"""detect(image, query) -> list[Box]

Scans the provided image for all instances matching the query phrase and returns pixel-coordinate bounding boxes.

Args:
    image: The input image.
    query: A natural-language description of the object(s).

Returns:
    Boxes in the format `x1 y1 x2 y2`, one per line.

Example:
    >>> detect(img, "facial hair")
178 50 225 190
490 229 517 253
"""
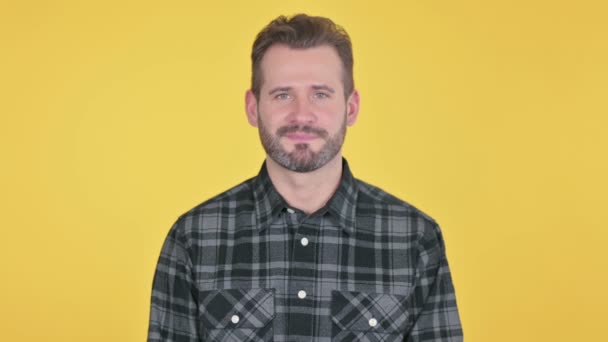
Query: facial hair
257 111 347 173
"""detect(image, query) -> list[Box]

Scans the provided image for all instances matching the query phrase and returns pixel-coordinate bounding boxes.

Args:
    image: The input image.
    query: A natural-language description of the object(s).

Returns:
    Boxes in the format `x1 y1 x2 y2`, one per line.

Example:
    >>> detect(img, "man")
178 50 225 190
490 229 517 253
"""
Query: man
148 14 463 342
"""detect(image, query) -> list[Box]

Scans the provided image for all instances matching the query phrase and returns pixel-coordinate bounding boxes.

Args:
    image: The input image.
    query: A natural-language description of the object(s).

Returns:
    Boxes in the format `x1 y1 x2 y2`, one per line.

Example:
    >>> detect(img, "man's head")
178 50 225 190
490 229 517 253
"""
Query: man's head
245 14 359 173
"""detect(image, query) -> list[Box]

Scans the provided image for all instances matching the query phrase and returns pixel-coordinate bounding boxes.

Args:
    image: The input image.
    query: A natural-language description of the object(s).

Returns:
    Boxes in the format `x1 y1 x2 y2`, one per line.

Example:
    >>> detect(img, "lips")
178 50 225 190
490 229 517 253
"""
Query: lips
277 125 328 141
285 132 319 141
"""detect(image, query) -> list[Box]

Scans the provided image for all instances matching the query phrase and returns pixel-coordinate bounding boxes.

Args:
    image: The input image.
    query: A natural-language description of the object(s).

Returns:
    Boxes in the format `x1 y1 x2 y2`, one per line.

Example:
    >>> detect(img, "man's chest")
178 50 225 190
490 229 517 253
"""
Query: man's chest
191 214 418 341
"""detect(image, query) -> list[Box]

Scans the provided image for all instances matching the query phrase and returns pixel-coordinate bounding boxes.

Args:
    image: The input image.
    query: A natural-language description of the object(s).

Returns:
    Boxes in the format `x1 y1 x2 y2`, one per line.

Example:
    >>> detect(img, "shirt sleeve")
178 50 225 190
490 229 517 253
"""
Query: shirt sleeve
406 221 463 342
148 222 201 342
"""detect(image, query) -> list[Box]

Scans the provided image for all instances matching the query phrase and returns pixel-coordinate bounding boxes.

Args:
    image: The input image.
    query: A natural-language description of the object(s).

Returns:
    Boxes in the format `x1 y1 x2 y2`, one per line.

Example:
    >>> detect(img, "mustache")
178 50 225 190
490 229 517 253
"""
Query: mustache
276 125 329 139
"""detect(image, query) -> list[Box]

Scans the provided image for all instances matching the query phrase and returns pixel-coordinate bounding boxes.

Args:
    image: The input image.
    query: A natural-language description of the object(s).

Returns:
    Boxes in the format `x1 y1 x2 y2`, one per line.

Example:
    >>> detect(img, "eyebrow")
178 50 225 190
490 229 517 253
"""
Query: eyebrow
268 87 292 95
267 85 336 96
312 85 335 93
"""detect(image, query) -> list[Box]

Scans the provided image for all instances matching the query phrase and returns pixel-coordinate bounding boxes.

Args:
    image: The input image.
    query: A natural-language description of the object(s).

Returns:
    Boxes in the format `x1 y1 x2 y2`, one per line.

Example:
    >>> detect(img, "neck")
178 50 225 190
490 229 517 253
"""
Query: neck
265 154 343 215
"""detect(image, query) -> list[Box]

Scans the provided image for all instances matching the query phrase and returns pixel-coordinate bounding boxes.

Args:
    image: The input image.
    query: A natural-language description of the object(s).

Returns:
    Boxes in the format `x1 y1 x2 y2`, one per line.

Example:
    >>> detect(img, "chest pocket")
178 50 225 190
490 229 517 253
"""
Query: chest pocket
200 288 275 342
331 290 410 342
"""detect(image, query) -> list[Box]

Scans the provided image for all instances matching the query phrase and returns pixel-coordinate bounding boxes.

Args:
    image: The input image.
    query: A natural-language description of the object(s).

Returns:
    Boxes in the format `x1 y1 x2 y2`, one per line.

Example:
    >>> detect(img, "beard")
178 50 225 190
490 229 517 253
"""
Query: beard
257 112 347 173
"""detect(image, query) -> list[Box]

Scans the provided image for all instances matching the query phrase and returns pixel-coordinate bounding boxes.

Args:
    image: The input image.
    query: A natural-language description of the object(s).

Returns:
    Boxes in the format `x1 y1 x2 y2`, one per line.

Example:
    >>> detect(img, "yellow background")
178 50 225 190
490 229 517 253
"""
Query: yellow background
1 0 607 341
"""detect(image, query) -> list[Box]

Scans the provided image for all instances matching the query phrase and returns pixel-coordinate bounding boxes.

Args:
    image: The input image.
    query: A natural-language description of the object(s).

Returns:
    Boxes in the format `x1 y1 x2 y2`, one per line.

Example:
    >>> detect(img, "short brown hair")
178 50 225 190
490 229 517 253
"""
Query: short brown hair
251 14 354 99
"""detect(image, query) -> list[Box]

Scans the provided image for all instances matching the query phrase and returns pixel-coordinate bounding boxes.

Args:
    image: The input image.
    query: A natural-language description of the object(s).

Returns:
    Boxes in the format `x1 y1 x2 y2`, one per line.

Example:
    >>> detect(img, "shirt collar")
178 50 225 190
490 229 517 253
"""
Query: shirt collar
251 162 287 232
324 158 358 235
252 158 359 235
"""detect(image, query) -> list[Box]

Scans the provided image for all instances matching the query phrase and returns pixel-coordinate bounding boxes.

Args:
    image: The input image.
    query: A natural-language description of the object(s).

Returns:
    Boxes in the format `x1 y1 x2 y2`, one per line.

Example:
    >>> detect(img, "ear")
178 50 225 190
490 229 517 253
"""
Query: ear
346 90 360 126
245 90 259 127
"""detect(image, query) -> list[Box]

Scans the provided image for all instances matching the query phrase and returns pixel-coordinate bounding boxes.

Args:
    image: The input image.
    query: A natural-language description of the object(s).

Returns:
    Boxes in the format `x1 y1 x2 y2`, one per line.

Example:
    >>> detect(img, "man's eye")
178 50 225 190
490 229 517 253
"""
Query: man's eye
275 93 290 100
314 92 330 99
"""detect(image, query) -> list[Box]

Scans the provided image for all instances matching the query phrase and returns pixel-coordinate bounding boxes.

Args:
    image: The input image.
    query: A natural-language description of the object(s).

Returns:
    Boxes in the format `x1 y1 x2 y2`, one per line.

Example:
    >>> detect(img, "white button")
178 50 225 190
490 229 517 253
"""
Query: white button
300 237 309 246
368 318 377 327
231 315 240 324
287 208 295 214
298 290 307 299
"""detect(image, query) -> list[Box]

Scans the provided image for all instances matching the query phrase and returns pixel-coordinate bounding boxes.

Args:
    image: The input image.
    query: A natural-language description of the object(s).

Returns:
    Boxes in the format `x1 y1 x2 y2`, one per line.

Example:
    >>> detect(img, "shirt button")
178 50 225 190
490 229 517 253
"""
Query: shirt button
287 208 295 214
369 318 377 327
297 290 307 299
300 237 309 246
231 315 240 324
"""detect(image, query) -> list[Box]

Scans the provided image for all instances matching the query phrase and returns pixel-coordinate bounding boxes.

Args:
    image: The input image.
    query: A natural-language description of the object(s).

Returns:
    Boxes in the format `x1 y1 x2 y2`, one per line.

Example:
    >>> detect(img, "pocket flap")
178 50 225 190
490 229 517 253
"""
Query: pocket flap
200 288 275 329
331 290 408 333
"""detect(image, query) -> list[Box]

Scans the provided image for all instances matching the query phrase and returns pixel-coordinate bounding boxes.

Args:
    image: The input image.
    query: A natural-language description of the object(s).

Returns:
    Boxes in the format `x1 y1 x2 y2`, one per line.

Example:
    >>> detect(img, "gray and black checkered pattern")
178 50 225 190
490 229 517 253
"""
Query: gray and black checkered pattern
148 159 463 341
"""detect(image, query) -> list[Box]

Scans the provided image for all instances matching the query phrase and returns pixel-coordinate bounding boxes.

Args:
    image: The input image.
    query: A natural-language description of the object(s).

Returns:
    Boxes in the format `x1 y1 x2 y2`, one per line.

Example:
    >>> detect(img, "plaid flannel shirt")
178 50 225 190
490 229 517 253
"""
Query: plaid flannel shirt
148 159 463 341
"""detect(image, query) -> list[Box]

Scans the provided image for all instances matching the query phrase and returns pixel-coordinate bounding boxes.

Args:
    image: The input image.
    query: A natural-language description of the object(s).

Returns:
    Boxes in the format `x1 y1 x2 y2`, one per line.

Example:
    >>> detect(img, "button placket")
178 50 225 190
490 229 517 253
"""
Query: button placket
286 216 319 337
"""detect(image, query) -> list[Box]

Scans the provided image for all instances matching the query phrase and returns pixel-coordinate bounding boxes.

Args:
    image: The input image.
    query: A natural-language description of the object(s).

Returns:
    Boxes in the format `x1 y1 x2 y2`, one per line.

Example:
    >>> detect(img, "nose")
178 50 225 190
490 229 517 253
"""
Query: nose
287 96 316 124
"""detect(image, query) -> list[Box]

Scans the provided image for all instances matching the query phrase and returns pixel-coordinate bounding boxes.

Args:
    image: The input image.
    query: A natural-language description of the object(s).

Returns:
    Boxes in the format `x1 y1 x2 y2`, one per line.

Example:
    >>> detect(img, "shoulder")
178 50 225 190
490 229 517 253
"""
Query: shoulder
169 177 256 239
355 179 442 238
355 179 436 223
355 178 447 257
182 178 255 218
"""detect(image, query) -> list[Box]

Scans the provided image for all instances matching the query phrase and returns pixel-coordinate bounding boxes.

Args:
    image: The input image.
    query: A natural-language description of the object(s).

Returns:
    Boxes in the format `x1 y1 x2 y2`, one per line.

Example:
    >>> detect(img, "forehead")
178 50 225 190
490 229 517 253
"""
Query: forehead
259 44 343 89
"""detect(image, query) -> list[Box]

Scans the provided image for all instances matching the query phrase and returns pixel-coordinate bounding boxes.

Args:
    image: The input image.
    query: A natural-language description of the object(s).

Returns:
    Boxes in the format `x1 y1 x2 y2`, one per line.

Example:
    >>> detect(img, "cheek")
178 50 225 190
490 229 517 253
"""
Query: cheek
323 100 347 115
259 101 289 118
318 105 347 124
